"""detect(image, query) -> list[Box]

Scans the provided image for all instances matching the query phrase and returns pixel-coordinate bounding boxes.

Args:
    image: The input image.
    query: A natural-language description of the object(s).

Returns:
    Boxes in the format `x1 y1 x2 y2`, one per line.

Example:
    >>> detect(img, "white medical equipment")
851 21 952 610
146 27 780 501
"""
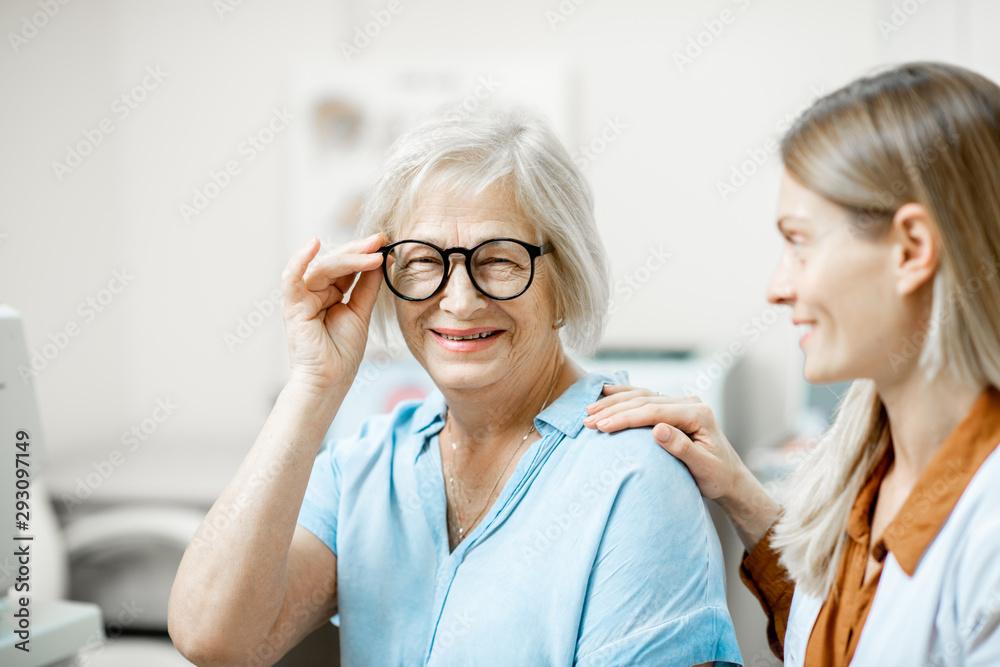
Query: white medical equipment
0 304 103 667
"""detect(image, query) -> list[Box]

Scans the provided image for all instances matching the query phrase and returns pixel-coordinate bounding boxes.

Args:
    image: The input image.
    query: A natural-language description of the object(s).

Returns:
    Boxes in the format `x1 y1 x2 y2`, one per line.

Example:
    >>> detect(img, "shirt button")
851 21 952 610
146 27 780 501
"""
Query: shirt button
872 541 887 562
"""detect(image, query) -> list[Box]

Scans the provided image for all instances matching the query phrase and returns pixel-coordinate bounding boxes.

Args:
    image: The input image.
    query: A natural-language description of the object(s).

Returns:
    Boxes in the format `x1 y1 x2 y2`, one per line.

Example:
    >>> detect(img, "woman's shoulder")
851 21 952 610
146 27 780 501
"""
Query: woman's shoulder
947 442 1000 527
916 444 1000 656
951 443 1000 546
909 443 1000 599
549 370 702 496
559 421 703 509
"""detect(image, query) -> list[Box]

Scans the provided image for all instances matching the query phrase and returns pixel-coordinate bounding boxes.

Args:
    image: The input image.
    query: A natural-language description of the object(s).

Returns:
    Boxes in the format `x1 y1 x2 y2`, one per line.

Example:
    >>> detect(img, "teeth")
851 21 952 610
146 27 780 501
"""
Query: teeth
440 331 495 341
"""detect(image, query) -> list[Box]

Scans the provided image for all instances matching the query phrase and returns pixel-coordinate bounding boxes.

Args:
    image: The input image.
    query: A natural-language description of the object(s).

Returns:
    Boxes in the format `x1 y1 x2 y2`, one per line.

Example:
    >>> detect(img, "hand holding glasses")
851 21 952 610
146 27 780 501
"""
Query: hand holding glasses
378 238 554 301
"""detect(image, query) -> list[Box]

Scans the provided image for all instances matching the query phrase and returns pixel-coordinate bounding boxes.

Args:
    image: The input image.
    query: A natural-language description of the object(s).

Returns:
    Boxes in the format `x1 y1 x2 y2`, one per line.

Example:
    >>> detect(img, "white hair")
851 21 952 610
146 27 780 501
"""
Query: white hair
357 103 611 354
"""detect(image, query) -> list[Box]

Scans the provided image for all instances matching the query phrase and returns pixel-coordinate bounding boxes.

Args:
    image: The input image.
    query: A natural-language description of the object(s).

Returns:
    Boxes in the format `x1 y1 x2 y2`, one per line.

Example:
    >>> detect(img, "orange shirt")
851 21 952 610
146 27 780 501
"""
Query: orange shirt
740 385 1000 665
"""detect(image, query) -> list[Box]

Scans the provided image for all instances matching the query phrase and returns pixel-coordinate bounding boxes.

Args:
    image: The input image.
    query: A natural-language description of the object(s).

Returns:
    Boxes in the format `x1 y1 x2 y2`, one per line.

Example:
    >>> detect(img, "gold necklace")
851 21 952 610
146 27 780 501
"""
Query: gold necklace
444 357 564 543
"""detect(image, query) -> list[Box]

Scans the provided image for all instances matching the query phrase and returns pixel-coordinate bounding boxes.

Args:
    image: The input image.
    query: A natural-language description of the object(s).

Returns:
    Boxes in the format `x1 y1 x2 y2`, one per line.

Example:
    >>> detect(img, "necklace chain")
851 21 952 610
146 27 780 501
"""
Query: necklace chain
444 357 565 544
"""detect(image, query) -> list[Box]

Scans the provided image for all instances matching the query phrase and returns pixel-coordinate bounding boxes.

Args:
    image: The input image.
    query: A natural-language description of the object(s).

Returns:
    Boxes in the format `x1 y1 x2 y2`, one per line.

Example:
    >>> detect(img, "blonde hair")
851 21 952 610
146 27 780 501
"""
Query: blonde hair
770 62 1000 596
357 103 611 353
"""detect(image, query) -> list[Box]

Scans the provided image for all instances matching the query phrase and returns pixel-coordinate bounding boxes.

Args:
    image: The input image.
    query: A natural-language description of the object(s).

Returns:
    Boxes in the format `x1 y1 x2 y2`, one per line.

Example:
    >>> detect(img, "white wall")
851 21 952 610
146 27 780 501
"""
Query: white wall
7 0 994 471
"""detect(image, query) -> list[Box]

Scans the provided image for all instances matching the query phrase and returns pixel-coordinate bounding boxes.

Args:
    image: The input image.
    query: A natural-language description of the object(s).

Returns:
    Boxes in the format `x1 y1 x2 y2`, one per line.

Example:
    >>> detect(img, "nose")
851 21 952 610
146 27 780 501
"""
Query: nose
766 254 796 306
438 256 488 318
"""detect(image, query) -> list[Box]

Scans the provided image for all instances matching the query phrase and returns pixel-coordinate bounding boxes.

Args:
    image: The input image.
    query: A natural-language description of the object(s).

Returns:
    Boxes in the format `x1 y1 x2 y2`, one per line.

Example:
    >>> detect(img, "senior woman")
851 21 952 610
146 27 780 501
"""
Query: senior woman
168 107 742 666
585 62 1000 665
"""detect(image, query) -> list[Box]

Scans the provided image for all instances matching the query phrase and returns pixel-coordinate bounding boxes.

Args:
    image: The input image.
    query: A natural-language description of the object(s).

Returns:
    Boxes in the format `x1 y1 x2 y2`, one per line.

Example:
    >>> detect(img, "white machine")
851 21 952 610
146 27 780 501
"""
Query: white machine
0 304 103 667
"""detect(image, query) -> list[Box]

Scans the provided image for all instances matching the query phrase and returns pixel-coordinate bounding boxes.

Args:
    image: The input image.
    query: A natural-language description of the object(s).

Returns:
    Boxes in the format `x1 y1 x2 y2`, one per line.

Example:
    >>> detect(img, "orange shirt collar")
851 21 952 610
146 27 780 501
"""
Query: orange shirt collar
846 448 892 544
865 386 1000 576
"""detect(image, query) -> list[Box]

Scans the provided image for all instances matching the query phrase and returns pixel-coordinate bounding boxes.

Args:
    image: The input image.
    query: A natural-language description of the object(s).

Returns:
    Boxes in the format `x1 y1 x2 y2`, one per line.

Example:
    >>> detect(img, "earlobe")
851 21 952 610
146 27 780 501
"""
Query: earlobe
552 295 566 329
892 202 939 296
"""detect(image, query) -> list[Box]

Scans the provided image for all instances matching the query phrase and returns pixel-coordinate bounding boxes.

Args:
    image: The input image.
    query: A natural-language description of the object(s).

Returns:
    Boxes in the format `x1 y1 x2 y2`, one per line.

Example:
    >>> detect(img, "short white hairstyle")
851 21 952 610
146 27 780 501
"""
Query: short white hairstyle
358 104 611 353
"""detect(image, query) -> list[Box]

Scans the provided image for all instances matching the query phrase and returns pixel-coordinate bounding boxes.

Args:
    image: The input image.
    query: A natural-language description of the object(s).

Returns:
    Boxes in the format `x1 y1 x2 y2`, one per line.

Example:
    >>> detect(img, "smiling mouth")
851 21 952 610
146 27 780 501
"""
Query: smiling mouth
434 330 501 341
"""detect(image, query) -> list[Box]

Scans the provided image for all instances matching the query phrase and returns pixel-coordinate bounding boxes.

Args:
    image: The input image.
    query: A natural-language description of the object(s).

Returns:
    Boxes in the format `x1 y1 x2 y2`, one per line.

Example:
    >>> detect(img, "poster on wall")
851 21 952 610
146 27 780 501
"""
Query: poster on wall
287 59 579 254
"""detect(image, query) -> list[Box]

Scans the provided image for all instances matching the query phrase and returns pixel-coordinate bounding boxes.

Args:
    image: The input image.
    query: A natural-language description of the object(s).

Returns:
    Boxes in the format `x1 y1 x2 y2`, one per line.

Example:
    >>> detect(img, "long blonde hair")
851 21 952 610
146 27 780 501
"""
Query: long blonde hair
770 62 1000 596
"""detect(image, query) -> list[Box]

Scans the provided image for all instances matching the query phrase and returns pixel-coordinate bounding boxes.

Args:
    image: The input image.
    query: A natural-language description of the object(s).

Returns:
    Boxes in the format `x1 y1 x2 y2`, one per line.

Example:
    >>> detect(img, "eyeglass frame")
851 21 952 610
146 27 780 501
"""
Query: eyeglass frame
377 237 555 302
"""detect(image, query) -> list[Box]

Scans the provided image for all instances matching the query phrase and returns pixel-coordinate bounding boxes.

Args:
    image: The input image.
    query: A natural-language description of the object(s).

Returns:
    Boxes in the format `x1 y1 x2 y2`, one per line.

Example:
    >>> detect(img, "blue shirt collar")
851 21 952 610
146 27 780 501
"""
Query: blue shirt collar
410 370 628 454
412 391 447 436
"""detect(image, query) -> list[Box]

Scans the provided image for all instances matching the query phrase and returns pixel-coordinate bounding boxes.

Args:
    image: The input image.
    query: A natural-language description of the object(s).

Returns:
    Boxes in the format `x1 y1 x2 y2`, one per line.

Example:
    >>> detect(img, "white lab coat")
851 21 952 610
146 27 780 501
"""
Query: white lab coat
784 444 1000 666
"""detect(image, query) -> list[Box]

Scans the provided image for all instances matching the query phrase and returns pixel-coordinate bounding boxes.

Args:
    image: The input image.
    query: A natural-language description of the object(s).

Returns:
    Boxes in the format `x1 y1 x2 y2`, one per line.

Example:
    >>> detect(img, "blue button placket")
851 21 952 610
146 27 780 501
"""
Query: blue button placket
413 419 556 665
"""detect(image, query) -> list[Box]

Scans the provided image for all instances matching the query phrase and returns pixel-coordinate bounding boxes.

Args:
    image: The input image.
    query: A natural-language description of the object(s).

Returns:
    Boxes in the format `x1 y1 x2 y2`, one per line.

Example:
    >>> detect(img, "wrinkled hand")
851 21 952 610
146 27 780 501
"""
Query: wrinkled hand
583 384 746 501
280 234 386 393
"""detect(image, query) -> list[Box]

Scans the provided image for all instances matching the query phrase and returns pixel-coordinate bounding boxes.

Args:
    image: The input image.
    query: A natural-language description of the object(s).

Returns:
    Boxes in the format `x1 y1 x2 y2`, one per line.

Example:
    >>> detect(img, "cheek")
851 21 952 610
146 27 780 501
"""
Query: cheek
524 271 558 318
515 299 552 335
518 299 560 345
808 254 895 340
510 307 541 336
798 246 856 308
393 303 423 340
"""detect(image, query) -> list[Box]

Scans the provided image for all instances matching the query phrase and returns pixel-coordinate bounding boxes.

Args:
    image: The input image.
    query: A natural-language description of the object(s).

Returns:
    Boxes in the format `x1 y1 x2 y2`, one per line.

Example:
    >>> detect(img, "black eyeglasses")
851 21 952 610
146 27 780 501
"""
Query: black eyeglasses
378 238 554 301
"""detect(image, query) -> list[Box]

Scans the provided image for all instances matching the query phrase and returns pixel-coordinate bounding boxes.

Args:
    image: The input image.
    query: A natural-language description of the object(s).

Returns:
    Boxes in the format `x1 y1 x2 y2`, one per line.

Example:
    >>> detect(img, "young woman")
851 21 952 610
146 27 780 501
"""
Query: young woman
584 62 1000 666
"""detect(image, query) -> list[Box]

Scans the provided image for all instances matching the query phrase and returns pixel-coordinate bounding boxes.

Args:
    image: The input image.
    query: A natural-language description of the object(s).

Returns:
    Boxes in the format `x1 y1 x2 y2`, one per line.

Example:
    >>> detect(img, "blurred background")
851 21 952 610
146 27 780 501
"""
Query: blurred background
1 0 998 664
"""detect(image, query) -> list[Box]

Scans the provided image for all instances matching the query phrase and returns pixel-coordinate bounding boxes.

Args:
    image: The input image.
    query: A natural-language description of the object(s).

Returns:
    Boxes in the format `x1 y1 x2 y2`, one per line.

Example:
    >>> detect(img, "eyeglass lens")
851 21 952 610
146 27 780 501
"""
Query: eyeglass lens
384 240 535 300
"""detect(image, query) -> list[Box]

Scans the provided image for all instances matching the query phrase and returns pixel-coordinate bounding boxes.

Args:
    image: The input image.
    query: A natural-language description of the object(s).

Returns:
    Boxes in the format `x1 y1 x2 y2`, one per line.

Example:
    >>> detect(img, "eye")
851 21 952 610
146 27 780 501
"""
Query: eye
402 257 442 273
785 233 806 249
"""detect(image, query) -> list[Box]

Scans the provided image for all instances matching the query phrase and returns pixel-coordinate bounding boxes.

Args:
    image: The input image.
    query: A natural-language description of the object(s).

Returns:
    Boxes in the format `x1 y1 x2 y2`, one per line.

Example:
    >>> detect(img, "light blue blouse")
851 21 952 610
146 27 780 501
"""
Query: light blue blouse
297 371 743 666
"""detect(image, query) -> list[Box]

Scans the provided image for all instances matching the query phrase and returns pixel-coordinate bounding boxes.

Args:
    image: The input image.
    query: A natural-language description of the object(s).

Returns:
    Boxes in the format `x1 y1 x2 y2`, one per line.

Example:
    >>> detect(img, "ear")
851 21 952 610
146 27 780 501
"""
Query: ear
890 202 939 296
